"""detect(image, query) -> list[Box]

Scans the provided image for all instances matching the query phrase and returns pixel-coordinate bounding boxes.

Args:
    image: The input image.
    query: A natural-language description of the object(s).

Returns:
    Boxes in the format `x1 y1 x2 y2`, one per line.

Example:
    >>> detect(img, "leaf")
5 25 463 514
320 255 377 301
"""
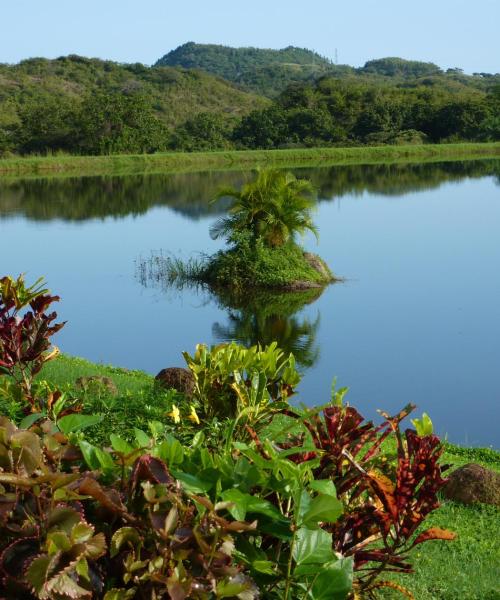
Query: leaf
171 470 213 493
309 480 336 496
305 557 353 600
19 412 44 429
57 414 103 434
79 440 102 470
26 555 51 595
134 428 151 448
220 489 287 522
110 434 134 455
110 527 141 557
156 435 184 466
293 527 334 566
251 560 276 575
411 527 456 547
301 494 343 527
104 590 137 600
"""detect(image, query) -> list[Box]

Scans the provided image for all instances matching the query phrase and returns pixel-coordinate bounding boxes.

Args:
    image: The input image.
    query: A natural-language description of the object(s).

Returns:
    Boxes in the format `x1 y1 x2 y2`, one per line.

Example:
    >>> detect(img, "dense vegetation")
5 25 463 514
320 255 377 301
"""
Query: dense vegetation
156 43 500 98
1 47 499 157
155 42 335 97
0 55 267 155
145 169 334 292
5 274 495 599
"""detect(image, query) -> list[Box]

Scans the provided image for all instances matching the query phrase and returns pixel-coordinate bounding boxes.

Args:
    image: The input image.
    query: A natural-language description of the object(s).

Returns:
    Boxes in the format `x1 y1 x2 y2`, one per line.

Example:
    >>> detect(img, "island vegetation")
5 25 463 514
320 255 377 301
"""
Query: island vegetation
144 168 334 293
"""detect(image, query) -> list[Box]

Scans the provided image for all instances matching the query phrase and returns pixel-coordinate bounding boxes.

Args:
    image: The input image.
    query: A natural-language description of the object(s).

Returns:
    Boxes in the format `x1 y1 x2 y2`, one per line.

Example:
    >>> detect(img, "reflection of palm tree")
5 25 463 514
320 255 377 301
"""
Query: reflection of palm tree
211 287 323 369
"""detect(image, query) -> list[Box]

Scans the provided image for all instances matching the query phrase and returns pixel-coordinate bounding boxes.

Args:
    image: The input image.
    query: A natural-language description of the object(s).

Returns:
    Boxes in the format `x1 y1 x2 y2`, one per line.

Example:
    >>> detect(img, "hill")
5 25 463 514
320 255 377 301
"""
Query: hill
155 43 500 97
0 55 268 146
155 42 339 96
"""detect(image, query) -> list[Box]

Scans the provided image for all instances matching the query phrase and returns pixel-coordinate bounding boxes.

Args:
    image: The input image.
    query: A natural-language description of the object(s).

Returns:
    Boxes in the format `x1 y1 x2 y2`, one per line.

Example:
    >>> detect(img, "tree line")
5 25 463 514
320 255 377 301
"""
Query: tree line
0 60 499 157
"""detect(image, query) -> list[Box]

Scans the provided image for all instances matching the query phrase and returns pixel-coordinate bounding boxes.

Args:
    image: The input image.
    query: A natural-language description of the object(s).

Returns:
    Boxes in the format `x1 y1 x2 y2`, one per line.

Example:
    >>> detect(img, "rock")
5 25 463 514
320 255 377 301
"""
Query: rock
303 252 333 281
443 463 500 506
75 376 118 396
155 367 195 397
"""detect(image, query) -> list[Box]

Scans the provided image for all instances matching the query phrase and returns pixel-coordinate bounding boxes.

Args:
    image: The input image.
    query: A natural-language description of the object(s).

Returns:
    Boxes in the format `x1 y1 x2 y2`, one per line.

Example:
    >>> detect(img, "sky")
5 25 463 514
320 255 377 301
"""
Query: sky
1 0 499 73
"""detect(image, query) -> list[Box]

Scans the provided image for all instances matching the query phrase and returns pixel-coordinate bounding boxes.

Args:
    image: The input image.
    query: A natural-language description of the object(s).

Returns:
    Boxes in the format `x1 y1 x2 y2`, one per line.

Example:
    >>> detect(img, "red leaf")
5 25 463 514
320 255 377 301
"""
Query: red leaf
412 527 456 547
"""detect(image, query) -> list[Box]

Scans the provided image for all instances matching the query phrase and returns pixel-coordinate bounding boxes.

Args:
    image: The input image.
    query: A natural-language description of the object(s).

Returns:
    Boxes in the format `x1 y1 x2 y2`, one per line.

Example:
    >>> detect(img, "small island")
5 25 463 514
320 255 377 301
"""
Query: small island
157 168 335 292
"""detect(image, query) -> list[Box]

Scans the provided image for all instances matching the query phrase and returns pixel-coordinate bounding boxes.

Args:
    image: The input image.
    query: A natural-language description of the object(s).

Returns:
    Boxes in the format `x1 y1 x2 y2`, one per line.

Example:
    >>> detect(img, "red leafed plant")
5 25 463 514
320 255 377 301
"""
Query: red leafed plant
0 275 65 409
297 402 455 597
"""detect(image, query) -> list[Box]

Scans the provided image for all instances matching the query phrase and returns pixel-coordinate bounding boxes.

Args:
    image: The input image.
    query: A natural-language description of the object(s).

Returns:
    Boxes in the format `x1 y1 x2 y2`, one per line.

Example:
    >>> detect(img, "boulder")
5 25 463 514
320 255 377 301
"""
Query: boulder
155 367 195 398
443 463 500 506
75 375 118 396
303 252 333 281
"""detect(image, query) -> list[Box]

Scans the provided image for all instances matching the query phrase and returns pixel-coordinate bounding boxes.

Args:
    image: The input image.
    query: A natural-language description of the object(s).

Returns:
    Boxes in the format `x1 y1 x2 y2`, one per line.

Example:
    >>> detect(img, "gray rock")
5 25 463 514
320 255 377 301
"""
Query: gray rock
443 463 500 506
155 367 195 398
75 376 118 396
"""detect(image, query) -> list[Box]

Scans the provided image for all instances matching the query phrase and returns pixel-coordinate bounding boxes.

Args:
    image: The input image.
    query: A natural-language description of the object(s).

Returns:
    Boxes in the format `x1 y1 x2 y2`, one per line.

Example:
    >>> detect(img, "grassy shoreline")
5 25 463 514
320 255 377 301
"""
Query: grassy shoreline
1 142 500 178
4 352 498 598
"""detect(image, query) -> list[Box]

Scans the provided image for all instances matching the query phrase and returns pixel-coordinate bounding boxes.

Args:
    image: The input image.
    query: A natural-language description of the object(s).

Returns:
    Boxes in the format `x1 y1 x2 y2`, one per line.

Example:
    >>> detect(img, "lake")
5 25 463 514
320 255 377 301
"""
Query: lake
1 159 499 447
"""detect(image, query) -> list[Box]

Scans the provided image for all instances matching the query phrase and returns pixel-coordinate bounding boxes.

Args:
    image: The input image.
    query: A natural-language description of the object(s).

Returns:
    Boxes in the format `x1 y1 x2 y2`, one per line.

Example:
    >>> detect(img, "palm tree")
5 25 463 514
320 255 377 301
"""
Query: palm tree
209 168 318 247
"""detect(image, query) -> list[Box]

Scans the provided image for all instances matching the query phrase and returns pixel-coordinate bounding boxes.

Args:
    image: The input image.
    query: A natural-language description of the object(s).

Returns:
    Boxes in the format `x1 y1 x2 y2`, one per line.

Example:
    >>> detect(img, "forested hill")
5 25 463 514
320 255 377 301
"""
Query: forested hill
155 43 500 97
0 55 268 154
0 50 498 156
155 42 336 96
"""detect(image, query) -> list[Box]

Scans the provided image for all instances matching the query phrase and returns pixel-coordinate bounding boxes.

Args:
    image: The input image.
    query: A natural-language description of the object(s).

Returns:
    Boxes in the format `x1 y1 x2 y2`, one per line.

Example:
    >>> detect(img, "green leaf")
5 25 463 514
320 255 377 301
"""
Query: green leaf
110 527 141 558
19 412 44 429
252 560 276 575
156 435 184 466
301 494 343 527
220 489 286 522
293 527 334 566
110 434 134 455
79 440 101 470
305 557 353 600
58 413 103 434
26 555 51 595
171 470 213 493
309 480 336 497
134 428 150 448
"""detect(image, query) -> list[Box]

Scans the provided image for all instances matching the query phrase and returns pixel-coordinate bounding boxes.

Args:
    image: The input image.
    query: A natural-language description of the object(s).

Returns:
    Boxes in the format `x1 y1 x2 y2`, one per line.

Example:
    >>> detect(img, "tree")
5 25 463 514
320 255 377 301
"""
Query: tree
78 91 167 155
232 106 289 149
210 168 318 248
16 95 76 154
169 113 231 151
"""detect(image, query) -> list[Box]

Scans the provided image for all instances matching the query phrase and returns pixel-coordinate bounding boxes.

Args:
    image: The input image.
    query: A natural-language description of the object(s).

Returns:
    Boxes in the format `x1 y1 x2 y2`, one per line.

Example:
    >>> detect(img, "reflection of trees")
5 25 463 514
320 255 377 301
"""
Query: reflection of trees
298 159 500 200
211 287 323 369
0 171 242 222
1 159 498 222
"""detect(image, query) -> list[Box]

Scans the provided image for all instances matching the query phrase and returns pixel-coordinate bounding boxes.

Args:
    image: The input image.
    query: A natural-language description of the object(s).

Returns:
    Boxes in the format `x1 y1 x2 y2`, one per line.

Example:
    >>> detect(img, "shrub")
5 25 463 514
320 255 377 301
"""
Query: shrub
0 275 64 409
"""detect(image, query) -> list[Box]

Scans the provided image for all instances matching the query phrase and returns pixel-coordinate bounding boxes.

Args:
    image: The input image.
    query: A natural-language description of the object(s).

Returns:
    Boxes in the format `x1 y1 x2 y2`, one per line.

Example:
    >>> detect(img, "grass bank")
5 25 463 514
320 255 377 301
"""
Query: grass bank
1 352 498 598
31 354 500 599
1 142 500 178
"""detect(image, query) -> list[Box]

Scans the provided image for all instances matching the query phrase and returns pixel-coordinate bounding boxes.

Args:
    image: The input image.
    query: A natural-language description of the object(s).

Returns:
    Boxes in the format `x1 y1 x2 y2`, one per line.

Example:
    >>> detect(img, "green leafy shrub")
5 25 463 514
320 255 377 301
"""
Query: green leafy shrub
183 341 300 422
203 233 332 290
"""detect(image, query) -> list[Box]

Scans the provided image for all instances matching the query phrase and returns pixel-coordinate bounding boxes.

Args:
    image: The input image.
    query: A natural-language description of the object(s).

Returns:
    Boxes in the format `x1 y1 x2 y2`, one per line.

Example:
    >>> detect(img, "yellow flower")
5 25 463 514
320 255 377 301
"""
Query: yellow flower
167 404 181 424
188 405 200 425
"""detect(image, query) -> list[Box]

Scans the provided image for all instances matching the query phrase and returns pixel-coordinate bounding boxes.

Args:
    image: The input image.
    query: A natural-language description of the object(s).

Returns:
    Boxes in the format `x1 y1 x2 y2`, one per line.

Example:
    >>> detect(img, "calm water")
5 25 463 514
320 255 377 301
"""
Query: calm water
1 160 499 447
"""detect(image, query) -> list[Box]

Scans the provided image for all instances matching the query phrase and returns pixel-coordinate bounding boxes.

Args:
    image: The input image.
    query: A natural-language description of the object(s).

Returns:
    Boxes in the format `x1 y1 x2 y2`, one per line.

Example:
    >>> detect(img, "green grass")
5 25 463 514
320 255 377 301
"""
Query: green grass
1 142 500 178
4 353 500 599
39 353 153 395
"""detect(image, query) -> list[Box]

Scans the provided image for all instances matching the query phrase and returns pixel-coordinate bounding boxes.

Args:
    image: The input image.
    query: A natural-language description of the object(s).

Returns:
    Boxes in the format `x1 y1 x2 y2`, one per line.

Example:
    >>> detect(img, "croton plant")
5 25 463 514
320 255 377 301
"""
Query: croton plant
0 275 455 599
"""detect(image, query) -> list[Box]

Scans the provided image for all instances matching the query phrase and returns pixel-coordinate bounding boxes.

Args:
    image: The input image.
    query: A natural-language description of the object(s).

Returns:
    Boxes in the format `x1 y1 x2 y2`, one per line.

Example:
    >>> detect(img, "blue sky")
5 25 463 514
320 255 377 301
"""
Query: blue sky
1 0 499 73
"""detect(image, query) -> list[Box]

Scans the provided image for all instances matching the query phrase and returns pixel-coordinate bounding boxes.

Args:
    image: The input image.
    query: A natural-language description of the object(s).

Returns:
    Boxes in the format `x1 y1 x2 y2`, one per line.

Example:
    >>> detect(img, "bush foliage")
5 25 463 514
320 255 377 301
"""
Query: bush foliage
0 275 456 599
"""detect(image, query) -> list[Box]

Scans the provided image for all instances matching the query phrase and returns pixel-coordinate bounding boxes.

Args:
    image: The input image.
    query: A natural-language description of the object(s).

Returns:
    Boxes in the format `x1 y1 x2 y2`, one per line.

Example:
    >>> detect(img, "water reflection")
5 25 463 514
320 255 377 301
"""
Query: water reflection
211 287 323 369
1 159 498 222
